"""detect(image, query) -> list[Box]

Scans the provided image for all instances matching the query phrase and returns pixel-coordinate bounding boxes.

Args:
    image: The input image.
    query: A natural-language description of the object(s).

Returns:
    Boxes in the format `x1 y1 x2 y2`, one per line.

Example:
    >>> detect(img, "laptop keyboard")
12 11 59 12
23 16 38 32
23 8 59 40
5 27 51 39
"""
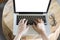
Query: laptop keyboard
16 15 47 25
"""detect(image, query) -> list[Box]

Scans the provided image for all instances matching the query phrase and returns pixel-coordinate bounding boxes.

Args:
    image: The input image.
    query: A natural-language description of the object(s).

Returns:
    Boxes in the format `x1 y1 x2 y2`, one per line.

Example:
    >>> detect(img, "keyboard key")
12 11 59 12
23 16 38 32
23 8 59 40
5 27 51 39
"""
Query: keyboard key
16 15 46 25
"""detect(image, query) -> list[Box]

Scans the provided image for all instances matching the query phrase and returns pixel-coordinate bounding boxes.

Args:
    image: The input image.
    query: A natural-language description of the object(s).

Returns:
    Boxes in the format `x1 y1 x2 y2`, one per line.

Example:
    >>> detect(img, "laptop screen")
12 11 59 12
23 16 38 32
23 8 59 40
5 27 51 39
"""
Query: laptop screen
13 0 51 14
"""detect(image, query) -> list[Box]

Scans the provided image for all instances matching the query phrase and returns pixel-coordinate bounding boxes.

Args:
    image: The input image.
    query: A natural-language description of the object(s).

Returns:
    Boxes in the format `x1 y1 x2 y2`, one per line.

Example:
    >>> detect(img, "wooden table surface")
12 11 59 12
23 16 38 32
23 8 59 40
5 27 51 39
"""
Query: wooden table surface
2 0 60 40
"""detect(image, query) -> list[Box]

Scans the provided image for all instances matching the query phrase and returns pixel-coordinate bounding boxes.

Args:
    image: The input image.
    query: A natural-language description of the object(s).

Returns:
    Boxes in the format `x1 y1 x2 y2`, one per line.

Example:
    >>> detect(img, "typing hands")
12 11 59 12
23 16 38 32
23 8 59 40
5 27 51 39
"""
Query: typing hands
18 19 29 35
32 18 46 34
14 18 48 40
14 19 29 40
32 18 48 40
18 18 46 35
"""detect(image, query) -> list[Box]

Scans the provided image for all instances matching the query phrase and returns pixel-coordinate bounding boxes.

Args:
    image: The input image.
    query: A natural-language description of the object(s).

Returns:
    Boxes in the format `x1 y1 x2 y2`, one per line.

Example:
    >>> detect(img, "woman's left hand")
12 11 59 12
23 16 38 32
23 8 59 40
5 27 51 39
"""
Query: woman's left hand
18 19 29 35
14 19 29 40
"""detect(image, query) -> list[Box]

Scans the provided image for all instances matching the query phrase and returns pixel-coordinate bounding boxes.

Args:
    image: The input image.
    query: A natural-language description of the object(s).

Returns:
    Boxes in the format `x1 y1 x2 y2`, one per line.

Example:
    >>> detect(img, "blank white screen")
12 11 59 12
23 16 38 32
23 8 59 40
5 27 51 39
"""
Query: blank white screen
15 0 50 12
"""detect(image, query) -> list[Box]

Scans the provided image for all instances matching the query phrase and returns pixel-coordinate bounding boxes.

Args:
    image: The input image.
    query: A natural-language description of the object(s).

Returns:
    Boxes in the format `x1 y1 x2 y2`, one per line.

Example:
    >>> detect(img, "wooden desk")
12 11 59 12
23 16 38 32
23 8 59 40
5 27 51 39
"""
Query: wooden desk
2 0 60 40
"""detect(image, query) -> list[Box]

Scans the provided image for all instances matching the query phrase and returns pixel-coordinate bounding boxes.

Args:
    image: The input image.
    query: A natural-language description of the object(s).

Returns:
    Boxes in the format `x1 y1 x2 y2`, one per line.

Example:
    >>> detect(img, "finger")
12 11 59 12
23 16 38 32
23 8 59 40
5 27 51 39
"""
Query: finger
40 19 44 23
25 27 29 32
22 18 26 24
25 20 28 25
18 19 22 24
37 18 41 23
32 24 37 30
34 19 38 24
38 18 44 23
35 18 42 23
26 27 29 31
24 27 29 33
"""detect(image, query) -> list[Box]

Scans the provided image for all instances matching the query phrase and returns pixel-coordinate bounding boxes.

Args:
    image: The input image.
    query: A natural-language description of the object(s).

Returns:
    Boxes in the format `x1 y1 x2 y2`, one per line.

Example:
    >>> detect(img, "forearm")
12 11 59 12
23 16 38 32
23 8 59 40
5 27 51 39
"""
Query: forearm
49 26 60 40
39 30 49 40
54 26 60 40
14 34 22 40
41 32 49 40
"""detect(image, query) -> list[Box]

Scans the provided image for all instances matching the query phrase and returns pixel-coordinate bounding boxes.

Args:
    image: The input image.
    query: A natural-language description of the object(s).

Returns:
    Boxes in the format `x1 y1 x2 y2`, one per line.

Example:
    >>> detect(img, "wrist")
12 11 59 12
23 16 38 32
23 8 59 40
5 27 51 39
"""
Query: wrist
14 33 22 40
39 31 48 40
38 29 45 34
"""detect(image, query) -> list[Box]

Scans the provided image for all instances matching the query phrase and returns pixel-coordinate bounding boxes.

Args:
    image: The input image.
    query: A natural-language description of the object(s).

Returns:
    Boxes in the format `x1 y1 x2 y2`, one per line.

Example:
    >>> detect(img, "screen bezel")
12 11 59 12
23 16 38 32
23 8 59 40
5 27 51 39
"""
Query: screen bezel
13 0 51 14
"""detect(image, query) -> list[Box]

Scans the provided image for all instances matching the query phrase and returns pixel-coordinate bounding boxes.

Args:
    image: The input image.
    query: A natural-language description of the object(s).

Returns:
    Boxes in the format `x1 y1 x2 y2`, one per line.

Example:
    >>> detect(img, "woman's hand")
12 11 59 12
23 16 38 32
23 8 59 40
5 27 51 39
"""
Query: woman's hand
32 18 49 40
14 19 29 40
18 19 29 35
32 18 46 34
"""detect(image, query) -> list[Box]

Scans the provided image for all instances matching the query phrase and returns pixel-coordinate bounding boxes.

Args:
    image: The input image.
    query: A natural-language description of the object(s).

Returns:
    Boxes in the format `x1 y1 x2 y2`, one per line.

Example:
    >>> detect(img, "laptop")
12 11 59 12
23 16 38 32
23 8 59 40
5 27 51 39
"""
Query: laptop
13 0 51 36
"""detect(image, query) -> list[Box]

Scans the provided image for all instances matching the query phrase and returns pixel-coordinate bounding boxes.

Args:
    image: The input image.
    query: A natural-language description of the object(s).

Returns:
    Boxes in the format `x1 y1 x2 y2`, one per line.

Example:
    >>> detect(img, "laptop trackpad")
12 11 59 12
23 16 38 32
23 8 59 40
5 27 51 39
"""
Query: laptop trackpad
13 25 50 36
25 25 50 36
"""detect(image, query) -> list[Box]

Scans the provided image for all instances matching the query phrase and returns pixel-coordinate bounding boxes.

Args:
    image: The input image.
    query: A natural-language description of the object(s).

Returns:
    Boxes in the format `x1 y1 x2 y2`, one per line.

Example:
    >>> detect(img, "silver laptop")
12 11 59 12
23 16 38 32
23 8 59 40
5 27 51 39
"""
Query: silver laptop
13 0 51 36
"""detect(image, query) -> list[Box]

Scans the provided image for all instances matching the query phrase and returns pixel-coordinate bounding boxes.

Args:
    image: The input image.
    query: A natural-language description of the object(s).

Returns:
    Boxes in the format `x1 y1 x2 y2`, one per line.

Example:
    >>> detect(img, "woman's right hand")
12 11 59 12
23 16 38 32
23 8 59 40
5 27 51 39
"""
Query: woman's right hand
32 18 48 40
32 18 46 34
